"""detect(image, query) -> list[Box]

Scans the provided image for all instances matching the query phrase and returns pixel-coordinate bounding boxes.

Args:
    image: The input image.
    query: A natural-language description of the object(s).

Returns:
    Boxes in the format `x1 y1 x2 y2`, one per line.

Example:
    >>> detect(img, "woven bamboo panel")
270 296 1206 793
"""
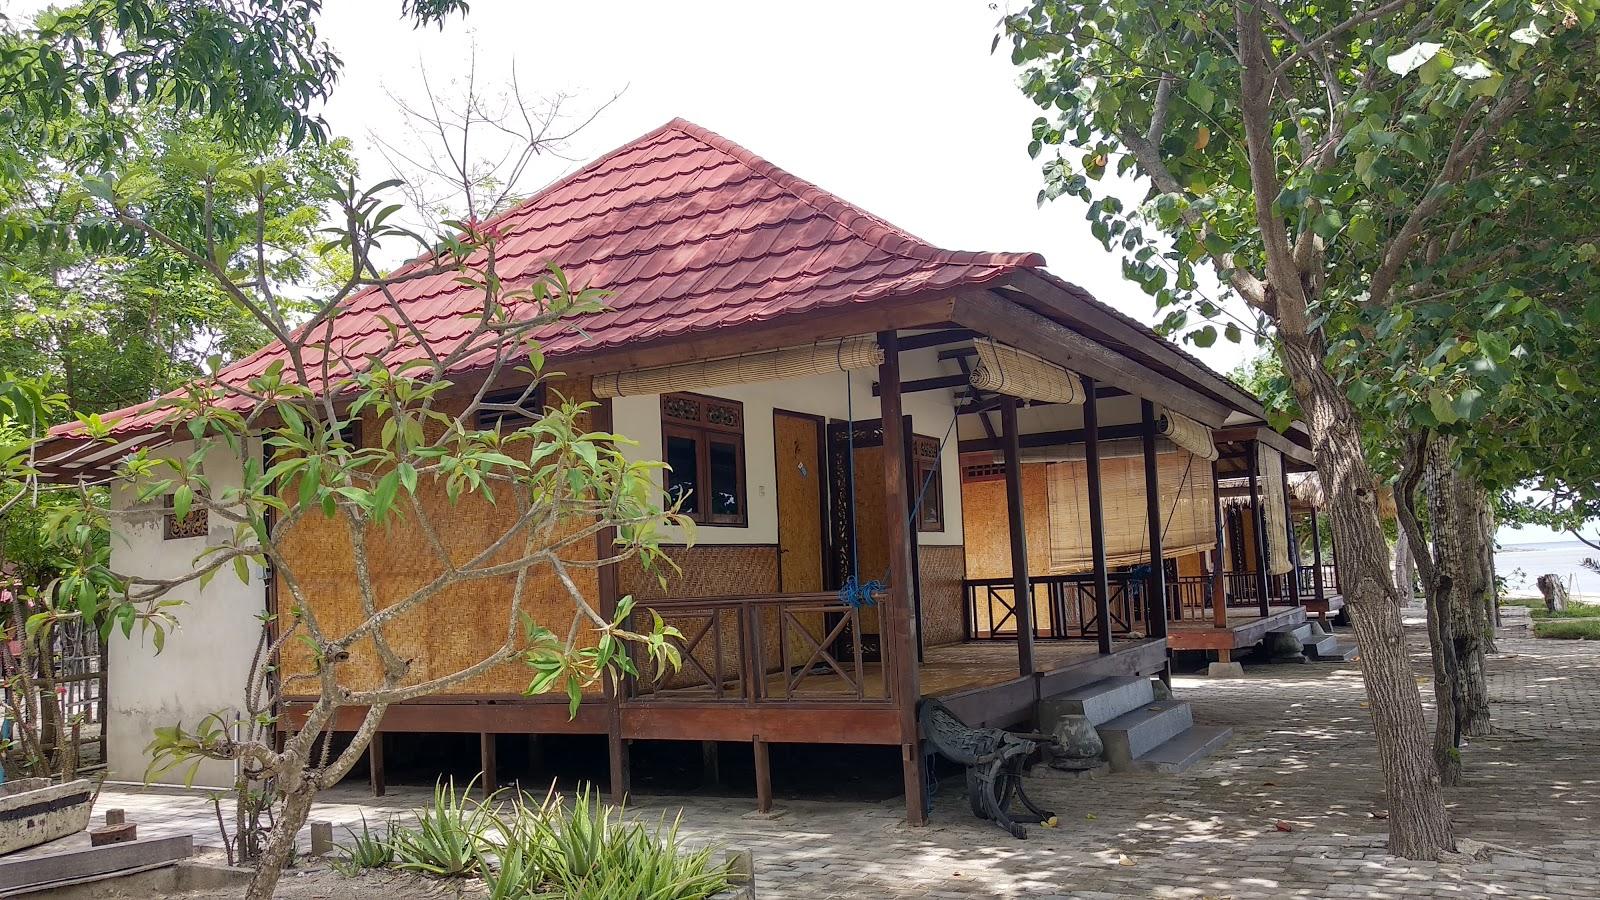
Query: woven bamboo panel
1258 444 1293 574
1046 450 1217 573
959 462 1051 579
277 376 602 698
918 544 967 646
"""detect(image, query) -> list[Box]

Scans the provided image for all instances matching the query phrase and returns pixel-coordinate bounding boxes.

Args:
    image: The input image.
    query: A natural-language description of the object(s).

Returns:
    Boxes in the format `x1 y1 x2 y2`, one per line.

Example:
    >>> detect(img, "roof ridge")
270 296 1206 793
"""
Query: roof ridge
662 118 1045 269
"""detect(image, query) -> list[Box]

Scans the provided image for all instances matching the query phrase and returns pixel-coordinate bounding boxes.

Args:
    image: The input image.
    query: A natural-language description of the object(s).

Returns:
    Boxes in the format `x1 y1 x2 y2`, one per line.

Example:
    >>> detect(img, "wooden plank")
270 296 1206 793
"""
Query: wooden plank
936 675 1035 730
0 835 193 894
958 422 1145 455
896 328 976 351
618 705 903 744
1036 640 1168 698
280 701 611 735
949 290 1231 426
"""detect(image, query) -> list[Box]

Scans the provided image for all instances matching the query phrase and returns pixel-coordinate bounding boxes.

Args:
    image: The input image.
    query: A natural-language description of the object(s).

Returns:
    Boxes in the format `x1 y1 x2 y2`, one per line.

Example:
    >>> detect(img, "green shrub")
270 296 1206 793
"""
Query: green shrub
1531 603 1600 619
332 815 395 875
1535 619 1600 640
389 778 495 877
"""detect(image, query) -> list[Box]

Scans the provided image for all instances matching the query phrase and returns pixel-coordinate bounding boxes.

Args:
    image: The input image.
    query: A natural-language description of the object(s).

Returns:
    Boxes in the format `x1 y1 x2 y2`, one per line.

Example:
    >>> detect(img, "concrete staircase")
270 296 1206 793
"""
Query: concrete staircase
1283 620 1360 662
1042 676 1232 774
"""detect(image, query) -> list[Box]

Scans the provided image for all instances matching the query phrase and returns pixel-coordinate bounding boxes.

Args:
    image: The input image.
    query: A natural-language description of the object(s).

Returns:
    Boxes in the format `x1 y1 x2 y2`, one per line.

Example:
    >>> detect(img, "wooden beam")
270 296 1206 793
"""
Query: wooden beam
949 290 1232 426
896 327 976 350
1214 425 1314 467
872 373 968 396
876 330 927 827
1141 400 1168 641
1000 396 1035 676
1083 377 1113 656
958 422 1145 455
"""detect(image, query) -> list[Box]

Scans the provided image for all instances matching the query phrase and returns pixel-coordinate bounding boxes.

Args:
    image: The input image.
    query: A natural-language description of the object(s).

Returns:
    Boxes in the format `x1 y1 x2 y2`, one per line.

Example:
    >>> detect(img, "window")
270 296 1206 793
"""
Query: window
660 392 746 526
911 434 944 532
476 385 546 432
164 494 209 540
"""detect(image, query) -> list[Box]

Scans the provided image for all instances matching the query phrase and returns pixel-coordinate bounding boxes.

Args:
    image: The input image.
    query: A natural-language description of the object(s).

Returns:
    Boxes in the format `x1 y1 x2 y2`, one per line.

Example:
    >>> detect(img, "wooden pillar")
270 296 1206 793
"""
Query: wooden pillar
1311 506 1326 603
1210 461 1228 630
1082 376 1113 655
1246 441 1271 617
593 396 631 806
1000 396 1035 676
753 736 773 814
1282 466 1302 607
527 734 543 773
1140 401 1168 640
479 733 497 799
702 740 721 787
368 732 385 798
876 330 927 826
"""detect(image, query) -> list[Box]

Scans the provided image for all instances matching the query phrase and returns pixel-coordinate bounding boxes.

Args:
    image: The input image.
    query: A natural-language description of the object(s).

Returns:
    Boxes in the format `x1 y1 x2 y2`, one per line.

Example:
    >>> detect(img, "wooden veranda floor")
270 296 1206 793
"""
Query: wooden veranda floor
1166 605 1307 651
756 639 1129 701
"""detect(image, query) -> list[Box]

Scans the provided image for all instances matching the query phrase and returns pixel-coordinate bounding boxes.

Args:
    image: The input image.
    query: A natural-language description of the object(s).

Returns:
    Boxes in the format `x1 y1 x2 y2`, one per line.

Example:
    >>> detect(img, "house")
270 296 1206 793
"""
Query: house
39 119 1342 822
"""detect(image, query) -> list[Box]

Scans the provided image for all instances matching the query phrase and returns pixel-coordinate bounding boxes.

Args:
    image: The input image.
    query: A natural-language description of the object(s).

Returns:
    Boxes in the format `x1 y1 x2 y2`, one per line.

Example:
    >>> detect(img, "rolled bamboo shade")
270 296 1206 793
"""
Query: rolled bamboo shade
1044 449 1217 573
968 338 1087 405
590 336 882 398
1258 443 1293 575
1157 409 1218 461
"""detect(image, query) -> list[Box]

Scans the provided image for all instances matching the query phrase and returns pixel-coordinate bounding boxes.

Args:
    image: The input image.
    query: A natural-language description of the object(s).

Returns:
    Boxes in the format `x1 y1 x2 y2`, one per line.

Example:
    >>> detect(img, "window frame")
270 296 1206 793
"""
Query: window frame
660 391 748 527
475 384 547 432
911 433 944 532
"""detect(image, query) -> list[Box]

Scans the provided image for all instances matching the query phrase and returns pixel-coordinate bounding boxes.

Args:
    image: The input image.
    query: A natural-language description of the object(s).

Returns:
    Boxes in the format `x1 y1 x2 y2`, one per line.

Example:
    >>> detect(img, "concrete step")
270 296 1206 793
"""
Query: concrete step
1303 633 1340 657
1287 622 1315 642
1099 700 1194 771
1312 641 1360 662
1040 676 1155 730
1131 725 1234 774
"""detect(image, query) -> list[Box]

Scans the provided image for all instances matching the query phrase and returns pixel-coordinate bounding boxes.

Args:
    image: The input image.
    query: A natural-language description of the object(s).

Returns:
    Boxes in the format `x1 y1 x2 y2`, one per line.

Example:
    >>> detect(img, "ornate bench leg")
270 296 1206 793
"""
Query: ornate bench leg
1009 769 1054 823
983 758 1027 839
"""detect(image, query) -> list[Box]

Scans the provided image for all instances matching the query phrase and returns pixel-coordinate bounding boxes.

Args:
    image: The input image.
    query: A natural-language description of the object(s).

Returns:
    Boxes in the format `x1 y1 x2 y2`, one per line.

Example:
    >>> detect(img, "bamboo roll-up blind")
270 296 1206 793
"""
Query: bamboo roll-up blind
590 335 882 398
1045 450 1217 573
969 338 1087 405
1157 409 1218 460
1258 443 1293 574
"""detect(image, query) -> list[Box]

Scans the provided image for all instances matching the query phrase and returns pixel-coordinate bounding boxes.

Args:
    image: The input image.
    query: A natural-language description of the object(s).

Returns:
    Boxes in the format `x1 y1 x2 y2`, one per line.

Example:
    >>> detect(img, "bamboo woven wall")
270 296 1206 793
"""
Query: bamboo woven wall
918 544 967 646
277 377 601 698
960 463 1051 638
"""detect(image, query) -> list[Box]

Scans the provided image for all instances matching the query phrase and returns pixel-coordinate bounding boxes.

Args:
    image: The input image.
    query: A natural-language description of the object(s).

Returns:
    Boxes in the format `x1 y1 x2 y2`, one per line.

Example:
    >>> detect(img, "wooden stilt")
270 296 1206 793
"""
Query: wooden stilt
480 733 497 799
368 732 385 798
1217 648 1232 664
1082 376 1113 655
702 740 721 787
877 330 928 827
753 737 772 813
1000 396 1035 675
607 733 630 805
527 734 543 773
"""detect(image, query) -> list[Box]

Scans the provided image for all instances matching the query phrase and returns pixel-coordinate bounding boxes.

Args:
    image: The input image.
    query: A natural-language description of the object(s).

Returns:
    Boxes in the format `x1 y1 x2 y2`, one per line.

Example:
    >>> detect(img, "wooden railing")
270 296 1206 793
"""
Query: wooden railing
963 573 1146 641
624 592 891 704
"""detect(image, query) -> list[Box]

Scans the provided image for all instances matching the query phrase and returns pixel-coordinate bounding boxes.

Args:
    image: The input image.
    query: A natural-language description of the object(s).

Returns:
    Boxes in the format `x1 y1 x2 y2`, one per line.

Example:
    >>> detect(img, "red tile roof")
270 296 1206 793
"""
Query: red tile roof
50 118 1043 443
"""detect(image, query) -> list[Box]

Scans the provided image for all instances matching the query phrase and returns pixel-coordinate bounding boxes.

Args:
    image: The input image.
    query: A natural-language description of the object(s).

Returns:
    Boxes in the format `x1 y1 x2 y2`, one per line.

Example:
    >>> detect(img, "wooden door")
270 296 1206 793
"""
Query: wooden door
774 412 826 592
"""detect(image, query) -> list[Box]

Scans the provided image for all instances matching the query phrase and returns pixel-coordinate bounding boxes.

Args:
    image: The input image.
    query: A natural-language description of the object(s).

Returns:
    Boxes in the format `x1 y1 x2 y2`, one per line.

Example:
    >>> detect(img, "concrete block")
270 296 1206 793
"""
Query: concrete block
1207 661 1245 678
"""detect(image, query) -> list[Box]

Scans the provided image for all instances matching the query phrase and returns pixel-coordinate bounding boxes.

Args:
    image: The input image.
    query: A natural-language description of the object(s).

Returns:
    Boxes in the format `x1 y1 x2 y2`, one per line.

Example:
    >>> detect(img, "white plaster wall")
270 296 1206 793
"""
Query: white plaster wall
611 344 964 547
107 438 266 788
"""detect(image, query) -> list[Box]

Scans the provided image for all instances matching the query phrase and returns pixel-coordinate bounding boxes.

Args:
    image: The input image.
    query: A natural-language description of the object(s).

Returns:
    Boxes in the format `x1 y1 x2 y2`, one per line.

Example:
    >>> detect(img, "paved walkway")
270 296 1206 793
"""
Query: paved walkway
97 621 1600 898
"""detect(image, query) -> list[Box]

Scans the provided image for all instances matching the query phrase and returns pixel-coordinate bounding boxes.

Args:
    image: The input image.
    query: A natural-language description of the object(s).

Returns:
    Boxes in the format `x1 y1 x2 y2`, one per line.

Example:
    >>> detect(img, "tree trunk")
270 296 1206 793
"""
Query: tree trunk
1394 530 1413 600
245 780 316 900
1478 500 1499 653
1537 574 1569 612
1279 332 1454 859
1424 439 1491 742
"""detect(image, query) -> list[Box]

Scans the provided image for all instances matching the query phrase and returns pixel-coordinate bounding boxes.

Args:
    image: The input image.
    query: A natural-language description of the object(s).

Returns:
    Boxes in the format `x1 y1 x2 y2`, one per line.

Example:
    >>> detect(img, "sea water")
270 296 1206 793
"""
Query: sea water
1495 540 1600 601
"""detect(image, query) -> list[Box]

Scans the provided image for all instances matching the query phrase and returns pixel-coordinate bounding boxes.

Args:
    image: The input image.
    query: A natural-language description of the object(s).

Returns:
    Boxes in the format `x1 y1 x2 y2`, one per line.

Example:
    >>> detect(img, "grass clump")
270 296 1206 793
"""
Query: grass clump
341 779 729 900
1535 619 1600 640
1531 603 1600 619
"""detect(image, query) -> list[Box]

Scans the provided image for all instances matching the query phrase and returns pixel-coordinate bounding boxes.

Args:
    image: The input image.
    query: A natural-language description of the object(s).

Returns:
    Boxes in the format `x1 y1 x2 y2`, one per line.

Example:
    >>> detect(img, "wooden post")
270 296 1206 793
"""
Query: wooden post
877 330 927 827
1246 441 1271 617
593 395 631 806
753 736 772 814
1000 396 1035 676
527 734 543 773
702 740 721 787
368 732 385 797
479 733 497 799
1082 376 1113 655
1282 466 1302 607
1311 507 1326 603
1210 460 1228 630
1140 401 1168 640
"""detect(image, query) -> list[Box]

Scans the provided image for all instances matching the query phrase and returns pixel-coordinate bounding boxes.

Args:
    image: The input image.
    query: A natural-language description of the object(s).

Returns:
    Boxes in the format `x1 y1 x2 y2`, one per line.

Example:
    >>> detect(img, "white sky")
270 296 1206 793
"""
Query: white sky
310 0 1255 374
